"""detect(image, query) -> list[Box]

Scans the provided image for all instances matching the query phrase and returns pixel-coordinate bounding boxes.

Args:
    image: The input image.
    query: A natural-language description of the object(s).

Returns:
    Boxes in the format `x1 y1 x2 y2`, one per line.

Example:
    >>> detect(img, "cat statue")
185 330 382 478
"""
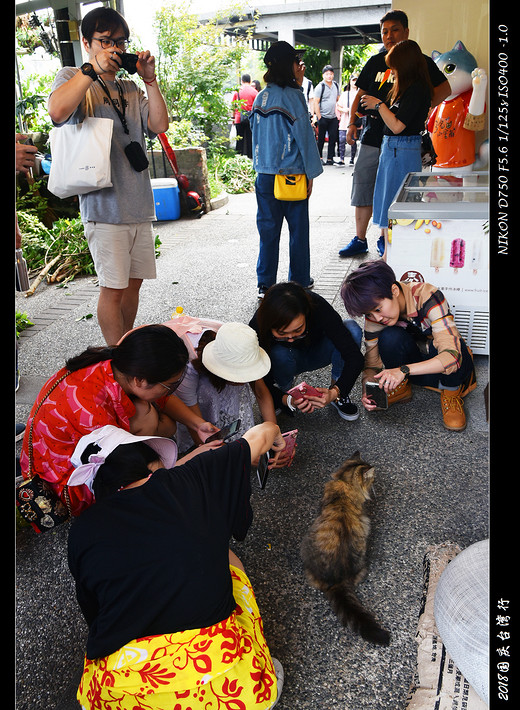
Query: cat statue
427 40 487 172
300 451 390 645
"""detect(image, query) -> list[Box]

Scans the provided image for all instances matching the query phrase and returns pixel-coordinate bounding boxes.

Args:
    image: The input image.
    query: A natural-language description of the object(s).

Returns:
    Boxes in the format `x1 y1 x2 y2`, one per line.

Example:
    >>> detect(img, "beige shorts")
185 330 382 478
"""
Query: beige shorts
85 221 157 289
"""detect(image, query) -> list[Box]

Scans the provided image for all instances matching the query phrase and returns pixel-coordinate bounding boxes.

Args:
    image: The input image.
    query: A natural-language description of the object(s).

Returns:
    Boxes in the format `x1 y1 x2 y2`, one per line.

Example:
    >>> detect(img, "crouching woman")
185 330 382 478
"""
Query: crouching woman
67 422 285 709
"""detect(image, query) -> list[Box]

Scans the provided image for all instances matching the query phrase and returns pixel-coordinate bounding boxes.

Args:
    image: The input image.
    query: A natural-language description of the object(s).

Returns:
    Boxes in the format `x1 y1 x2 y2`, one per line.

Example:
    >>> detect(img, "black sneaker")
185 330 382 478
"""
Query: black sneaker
258 286 268 299
331 395 359 421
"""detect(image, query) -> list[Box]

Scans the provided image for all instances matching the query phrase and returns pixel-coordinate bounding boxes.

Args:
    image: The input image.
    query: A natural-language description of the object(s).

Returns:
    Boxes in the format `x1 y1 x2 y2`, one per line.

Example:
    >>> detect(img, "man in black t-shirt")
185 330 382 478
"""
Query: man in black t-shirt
338 9 450 259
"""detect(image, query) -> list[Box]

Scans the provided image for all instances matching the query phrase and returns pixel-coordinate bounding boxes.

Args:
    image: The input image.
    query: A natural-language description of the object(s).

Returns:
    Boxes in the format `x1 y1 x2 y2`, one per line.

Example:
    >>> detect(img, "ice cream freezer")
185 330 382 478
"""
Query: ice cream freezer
387 171 489 355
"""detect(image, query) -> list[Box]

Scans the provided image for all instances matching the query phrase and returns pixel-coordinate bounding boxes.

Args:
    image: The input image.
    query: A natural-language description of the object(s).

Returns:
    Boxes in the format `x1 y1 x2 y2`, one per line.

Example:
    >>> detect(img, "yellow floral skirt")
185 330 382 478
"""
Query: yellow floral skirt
77 565 278 710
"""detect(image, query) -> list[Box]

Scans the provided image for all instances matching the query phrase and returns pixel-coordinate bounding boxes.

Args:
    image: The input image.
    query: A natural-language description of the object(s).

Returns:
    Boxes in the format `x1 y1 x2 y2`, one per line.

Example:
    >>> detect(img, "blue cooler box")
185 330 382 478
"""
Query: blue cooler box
152 178 180 221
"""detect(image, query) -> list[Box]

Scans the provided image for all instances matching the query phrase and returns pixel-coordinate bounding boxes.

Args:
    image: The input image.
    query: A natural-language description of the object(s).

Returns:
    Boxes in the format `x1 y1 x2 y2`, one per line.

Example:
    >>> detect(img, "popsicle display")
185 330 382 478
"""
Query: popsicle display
450 238 465 271
471 239 483 274
430 237 446 271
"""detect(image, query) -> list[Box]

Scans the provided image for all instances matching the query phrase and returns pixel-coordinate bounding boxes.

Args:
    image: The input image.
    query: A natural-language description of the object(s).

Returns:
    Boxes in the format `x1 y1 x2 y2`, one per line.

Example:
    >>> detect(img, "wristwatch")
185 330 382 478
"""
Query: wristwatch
400 365 410 377
374 101 383 112
80 62 98 81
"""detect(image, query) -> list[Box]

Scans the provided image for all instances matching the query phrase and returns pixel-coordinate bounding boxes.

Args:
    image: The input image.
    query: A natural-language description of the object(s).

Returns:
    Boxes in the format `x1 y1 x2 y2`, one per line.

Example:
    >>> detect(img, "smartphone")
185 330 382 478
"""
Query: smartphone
365 382 388 410
282 429 298 465
205 418 241 443
287 382 322 401
257 452 270 489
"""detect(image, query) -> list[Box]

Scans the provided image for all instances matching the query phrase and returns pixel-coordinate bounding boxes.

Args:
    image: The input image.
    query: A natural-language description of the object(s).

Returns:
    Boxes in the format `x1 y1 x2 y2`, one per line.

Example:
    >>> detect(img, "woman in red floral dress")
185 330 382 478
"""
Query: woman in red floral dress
20 324 218 518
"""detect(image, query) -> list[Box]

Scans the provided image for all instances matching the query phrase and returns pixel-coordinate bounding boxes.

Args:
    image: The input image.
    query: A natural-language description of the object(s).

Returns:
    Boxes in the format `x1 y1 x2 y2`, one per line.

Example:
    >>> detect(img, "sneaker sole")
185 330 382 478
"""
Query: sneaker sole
338 250 368 258
331 401 360 421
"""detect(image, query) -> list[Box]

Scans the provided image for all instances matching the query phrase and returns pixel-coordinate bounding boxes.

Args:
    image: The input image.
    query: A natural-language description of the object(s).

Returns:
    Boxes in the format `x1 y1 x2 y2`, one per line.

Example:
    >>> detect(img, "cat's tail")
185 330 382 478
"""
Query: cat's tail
325 582 390 646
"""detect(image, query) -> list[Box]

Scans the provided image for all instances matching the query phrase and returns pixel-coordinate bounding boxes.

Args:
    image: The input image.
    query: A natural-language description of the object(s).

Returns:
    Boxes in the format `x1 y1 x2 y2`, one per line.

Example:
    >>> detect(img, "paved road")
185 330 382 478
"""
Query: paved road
15 163 489 709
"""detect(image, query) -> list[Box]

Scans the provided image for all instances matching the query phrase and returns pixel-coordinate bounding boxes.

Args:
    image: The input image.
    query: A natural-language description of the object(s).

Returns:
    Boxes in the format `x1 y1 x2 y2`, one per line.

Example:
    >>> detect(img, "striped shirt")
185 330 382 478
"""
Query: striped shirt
363 282 462 381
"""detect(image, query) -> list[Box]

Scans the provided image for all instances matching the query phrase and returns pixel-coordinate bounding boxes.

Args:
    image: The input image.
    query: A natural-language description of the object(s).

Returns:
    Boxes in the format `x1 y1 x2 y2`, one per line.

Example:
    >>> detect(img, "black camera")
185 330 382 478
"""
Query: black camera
119 53 138 74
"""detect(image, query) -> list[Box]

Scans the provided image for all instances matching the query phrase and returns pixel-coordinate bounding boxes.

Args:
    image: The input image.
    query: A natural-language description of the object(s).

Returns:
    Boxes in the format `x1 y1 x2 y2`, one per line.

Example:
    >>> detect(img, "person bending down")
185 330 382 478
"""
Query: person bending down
250 282 364 421
67 422 286 709
340 260 477 431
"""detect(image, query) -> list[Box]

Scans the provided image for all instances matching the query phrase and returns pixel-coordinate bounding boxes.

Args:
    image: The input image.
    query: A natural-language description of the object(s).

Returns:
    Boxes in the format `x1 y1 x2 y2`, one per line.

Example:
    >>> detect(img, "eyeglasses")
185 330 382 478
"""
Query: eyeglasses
158 369 186 395
92 36 130 50
272 329 308 343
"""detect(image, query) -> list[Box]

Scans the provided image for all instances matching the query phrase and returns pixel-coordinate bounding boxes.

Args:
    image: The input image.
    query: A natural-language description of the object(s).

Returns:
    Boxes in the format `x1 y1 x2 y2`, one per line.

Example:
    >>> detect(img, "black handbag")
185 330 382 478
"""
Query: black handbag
16 371 72 533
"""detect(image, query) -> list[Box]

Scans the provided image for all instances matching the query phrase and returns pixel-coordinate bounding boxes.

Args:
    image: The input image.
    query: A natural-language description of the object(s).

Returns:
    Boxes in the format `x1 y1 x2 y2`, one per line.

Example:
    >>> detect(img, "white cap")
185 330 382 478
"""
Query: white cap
68 425 178 492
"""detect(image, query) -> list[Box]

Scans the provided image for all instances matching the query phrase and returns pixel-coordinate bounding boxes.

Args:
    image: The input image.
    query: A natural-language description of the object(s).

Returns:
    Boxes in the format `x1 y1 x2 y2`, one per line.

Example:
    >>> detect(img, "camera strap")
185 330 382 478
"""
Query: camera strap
97 77 129 134
97 77 149 172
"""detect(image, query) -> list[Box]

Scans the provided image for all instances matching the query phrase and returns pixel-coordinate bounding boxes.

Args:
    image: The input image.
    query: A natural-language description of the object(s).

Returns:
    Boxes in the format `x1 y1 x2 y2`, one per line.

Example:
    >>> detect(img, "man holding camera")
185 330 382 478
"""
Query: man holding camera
48 7 169 346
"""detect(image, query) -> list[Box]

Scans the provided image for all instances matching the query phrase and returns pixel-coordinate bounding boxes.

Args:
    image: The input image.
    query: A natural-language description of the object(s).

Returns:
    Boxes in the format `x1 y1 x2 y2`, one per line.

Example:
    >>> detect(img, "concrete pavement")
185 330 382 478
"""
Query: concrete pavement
15 161 489 709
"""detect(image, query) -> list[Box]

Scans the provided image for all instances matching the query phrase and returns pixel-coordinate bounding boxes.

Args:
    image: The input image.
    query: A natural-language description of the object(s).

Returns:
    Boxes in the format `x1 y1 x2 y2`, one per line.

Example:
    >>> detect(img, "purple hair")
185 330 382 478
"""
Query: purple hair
340 260 397 316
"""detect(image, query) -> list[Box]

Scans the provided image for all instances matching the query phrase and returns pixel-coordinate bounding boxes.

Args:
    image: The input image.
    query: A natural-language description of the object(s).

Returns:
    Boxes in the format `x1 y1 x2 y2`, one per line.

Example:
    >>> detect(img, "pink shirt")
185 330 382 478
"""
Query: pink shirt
232 84 258 123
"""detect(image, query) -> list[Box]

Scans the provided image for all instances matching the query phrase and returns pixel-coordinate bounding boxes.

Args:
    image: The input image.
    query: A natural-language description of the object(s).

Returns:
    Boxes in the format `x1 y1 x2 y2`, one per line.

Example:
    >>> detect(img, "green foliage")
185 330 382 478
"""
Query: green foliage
16 312 34 338
299 43 378 88
210 153 256 194
15 68 55 134
154 1 249 149
16 211 95 278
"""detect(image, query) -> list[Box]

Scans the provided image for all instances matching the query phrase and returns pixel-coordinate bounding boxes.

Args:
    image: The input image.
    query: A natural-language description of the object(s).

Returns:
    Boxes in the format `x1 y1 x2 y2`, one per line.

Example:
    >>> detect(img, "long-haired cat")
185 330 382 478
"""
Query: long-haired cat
300 451 390 645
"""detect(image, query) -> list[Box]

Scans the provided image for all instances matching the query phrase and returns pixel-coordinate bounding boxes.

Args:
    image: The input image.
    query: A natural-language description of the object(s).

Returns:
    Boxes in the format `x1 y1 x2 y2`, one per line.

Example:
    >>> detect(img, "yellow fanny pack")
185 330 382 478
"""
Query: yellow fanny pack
274 173 307 201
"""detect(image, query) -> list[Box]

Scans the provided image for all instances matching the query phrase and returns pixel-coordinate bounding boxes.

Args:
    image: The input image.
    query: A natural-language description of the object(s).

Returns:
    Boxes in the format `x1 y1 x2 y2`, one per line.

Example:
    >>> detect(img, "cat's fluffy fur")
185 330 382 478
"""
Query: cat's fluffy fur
300 451 390 645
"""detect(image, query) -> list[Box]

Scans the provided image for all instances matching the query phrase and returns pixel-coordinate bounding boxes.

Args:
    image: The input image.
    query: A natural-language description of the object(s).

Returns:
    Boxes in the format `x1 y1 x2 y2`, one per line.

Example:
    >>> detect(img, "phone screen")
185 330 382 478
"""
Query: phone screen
205 418 241 443
365 383 388 409
257 452 270 489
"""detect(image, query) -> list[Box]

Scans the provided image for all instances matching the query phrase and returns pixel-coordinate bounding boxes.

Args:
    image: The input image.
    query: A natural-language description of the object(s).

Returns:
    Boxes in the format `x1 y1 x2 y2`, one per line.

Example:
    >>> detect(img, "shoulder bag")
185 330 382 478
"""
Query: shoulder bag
48 115 114 199
16 371 73 533
274 173 308 201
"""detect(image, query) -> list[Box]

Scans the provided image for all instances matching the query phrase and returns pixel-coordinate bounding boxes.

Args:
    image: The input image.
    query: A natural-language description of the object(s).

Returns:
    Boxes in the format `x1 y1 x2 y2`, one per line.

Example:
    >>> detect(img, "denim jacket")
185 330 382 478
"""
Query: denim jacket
250 84 323 180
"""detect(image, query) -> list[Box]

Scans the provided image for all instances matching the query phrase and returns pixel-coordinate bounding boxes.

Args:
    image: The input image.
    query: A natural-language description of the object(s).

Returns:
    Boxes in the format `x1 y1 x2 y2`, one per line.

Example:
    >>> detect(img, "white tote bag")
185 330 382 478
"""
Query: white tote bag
48 116 114 198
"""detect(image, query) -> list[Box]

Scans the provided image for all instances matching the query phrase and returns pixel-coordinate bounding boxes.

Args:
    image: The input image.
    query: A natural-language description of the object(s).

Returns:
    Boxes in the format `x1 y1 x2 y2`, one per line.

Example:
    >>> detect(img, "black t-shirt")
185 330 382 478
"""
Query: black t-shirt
249 291 364 407
67 439 253 660
383 81 432 136
356 50 446 147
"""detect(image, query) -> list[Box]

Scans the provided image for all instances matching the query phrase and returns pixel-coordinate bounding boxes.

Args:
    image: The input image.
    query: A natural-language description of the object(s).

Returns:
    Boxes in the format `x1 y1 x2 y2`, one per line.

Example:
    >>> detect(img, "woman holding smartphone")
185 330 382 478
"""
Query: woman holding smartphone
249 282 364 421
67 422 285 709
250 41 323 298
359 40 433 258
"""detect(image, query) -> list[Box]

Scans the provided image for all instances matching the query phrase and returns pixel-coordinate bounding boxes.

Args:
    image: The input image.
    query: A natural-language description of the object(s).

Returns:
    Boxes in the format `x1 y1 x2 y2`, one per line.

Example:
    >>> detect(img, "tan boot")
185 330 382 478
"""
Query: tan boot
440 387 466 431
387 379 412 406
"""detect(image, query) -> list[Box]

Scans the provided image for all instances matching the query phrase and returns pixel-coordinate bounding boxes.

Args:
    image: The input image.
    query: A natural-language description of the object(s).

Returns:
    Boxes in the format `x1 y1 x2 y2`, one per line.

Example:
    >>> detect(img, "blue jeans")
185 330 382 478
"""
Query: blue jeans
372 134 422 227
269 319 362 392
377 325 474 389
255 173 311 288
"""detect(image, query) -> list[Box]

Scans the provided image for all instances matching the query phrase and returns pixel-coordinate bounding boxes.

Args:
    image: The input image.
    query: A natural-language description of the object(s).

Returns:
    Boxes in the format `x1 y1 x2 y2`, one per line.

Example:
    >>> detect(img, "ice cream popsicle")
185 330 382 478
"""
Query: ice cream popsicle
450 238 465 271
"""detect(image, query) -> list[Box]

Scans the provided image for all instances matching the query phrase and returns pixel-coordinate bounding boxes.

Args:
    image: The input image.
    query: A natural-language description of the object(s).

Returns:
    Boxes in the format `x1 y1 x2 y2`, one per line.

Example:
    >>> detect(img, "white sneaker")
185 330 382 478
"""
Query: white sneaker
269 658 284 708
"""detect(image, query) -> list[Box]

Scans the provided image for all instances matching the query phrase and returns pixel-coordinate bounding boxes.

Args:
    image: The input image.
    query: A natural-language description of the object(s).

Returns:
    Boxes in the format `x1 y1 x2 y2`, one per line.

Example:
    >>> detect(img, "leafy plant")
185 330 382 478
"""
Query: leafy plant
154 2 250 151
16 311 34 338
213 154 256 193
16 212 94 293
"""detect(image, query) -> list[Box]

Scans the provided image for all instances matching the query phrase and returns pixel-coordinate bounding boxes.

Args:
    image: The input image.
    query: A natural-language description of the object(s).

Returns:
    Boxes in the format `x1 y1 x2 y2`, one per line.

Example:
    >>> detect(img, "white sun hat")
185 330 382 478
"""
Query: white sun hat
68 424 178 492
201 322 271 383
